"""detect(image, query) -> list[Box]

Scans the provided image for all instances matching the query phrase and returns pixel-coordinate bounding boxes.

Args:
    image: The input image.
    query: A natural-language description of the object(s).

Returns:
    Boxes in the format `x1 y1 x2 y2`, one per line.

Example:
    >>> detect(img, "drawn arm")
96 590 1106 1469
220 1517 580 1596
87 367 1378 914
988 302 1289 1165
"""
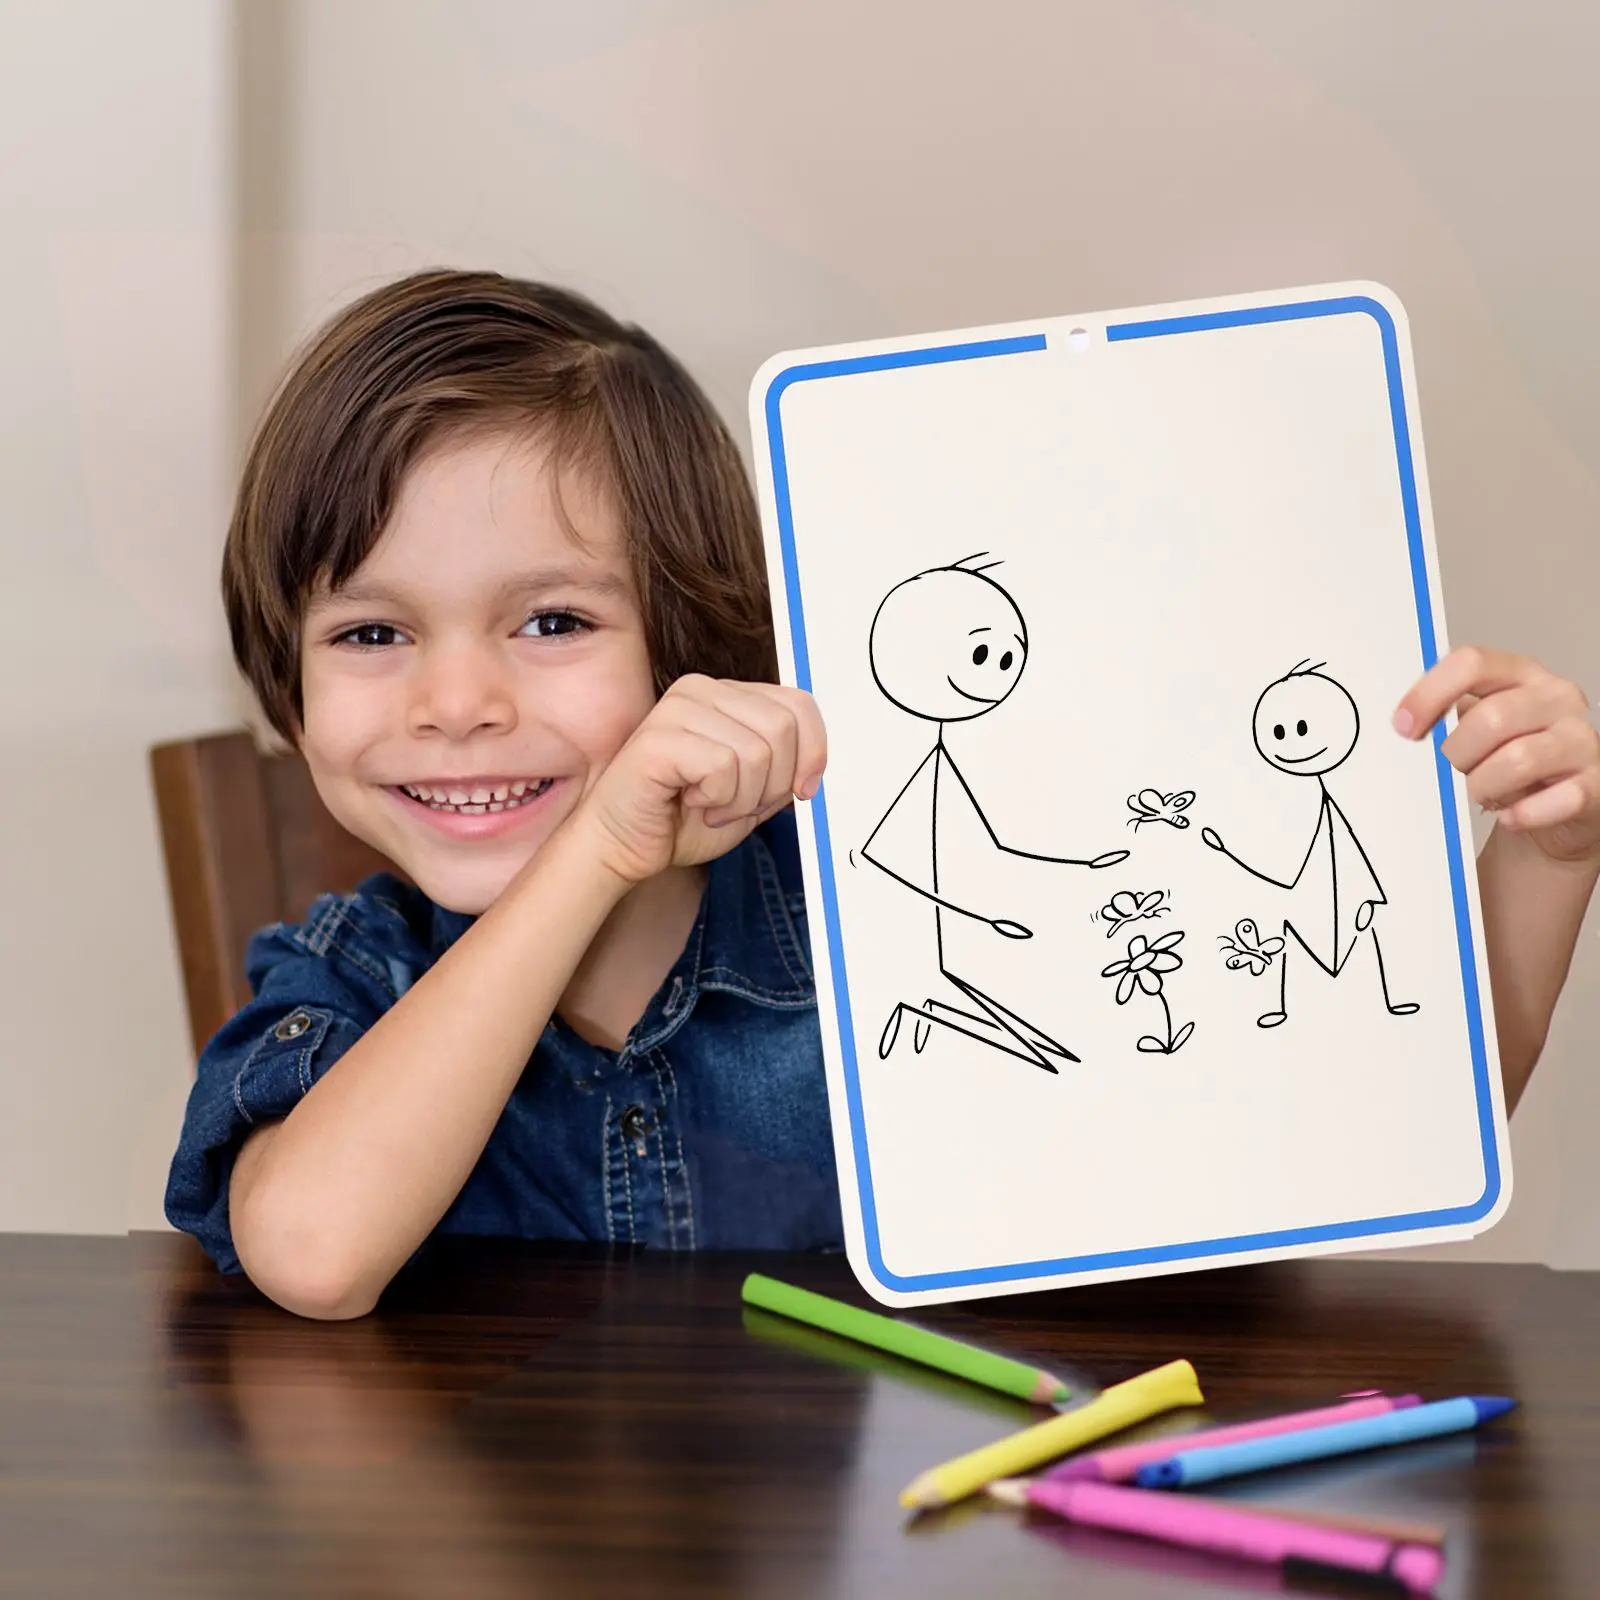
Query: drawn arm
858 849 1030 935
940 753 1129 869
860 750 1031 936
1200 823 1320 892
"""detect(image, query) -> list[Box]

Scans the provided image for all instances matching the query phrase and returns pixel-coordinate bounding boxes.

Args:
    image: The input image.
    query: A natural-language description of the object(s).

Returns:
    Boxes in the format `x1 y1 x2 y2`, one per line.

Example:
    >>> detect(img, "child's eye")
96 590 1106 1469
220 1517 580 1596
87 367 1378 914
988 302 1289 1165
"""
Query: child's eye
333 622 408 649
518 611 589 640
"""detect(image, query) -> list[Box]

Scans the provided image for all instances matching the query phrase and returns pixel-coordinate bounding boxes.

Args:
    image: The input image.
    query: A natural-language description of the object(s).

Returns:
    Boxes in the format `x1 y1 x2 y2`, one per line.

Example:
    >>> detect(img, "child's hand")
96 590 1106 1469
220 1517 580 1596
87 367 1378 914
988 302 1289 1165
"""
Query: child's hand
574 675 827 884
1394 647 1600 865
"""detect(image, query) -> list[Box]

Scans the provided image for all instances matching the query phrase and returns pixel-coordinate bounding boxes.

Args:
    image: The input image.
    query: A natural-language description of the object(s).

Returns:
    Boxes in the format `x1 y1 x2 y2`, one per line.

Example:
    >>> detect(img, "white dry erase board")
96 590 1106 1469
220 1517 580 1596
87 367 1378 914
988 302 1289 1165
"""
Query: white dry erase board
750 281 1511 1308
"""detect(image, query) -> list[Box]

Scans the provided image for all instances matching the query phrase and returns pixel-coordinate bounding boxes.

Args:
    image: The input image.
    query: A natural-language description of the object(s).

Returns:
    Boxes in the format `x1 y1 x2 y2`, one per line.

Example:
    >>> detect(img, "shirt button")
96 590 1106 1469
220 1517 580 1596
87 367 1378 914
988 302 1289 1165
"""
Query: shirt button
620 1105 651 1151
274 1010 312 1041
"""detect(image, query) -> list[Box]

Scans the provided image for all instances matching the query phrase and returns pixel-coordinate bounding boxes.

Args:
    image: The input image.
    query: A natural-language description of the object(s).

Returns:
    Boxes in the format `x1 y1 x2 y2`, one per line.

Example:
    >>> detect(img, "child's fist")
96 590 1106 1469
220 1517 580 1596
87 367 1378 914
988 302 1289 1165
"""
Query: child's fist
1395 647 1600 865
575 676 827 884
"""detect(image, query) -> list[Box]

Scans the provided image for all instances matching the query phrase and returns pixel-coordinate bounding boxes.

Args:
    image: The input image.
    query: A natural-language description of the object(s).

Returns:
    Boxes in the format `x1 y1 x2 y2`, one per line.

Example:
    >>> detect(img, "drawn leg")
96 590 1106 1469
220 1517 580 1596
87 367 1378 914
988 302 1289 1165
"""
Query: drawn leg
878 997 1060 1071
886 997 1000 1057
918 996 1002 1053
1369 929 1420 1016
880 963 1082 1070
918 994 1079 1055
878 1005 905 1059
946 980 1080 1061
943 971 1078 1070
1258 941 1289 1030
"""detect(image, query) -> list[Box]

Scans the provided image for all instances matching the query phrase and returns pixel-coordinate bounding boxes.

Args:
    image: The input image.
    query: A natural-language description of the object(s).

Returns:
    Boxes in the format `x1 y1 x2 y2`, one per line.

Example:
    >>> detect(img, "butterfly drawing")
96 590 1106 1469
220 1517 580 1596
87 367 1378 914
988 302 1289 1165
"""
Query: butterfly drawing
1126 788 1196 831
1218 918 1286 977
1096 888 1170 938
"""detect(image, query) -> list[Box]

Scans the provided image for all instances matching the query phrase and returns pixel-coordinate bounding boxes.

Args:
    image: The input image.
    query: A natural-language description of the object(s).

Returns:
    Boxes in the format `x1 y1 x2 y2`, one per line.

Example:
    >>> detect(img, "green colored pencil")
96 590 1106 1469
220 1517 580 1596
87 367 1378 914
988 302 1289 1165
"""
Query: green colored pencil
740 1274 1070 1404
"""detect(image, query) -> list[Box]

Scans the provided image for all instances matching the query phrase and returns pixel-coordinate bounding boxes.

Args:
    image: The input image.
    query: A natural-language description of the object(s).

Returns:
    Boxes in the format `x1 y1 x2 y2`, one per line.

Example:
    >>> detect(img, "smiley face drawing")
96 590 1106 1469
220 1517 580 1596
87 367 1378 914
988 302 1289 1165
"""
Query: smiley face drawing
1203 661 1419 1028
1252 670 1361 777
860 555 1128 1072
867 561 1030 723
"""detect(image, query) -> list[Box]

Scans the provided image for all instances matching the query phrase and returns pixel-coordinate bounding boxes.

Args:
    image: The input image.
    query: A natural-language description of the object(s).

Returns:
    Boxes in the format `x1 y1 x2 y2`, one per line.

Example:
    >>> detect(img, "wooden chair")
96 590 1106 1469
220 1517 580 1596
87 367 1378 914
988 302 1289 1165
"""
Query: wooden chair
150 731 402 1057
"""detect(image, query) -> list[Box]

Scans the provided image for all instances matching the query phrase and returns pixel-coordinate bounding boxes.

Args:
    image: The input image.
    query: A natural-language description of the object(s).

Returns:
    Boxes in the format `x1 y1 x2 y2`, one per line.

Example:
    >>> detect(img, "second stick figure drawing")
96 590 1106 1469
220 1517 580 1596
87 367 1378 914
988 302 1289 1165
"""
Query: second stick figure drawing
1202 663 1420 1028
862 556 1129 1072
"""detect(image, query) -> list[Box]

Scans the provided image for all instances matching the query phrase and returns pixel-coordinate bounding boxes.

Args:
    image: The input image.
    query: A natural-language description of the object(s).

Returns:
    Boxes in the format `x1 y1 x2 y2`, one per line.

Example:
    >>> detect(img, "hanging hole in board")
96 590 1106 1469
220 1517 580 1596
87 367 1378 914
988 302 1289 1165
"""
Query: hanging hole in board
1067 326 1091 352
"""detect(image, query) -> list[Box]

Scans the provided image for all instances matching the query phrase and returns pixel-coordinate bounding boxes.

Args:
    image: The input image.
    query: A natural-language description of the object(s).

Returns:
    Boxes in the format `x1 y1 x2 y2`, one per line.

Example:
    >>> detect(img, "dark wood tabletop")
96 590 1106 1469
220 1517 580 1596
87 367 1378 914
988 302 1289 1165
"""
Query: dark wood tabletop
1 1232 1594 1598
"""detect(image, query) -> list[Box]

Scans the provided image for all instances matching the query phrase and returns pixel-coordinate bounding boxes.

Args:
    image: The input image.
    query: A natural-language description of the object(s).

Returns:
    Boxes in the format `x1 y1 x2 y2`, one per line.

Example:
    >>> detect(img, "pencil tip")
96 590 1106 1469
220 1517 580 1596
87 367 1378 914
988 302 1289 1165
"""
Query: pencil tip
986 1479 1029 1507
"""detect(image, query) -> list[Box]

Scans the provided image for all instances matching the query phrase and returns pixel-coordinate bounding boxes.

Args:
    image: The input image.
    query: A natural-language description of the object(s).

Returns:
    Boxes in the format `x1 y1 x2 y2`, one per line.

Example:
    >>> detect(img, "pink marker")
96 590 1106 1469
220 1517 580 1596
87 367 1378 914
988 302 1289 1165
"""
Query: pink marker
1049 1394 1421 1483
991 1478 1445 1593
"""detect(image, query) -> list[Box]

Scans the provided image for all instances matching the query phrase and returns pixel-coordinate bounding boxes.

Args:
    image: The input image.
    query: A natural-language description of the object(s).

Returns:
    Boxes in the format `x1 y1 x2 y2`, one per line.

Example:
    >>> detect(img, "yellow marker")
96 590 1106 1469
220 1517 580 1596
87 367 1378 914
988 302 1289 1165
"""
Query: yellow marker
898 1358 1203 1510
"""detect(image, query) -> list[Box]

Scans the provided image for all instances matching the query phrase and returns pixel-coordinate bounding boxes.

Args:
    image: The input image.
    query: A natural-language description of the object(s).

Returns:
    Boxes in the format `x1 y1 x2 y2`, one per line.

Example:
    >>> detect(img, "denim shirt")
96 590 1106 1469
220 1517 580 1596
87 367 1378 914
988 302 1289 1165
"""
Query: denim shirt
164 812 842 1274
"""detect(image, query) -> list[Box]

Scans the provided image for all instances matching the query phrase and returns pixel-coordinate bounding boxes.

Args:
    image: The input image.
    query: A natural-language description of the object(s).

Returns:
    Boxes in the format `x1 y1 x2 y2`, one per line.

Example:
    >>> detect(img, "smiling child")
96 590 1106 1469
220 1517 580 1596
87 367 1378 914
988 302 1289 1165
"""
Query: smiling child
166 270 1600 1318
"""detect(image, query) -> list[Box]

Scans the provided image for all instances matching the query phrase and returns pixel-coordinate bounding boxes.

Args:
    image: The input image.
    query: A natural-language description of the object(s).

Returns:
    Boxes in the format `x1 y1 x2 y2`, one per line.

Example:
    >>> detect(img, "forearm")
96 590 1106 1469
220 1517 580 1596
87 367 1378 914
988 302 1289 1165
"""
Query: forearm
232 821 627 1319
1477 822 1599 1114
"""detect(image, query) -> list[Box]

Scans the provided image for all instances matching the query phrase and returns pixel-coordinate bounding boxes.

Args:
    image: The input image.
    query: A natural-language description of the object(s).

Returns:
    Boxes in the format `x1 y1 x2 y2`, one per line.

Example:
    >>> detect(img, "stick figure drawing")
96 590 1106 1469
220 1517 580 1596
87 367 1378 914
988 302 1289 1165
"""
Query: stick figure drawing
861 556 1129 1071
1202 662 1420 1029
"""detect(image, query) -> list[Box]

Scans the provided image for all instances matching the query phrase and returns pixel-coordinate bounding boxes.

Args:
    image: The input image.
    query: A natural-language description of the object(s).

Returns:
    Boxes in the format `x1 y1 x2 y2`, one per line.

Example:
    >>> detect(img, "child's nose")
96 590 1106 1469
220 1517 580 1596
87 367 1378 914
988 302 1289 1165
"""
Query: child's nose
406 644 519 740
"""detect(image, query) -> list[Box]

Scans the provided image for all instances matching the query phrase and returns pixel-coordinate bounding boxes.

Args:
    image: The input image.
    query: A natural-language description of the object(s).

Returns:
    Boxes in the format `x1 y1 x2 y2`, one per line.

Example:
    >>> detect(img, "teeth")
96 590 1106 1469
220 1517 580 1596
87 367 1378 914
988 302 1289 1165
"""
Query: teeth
399 778 552 814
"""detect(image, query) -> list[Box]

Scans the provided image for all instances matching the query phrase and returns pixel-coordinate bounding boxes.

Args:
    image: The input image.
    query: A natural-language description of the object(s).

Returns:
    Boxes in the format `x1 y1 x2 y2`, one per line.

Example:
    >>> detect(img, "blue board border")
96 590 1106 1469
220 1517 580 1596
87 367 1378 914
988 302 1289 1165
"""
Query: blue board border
761 296 1500 1293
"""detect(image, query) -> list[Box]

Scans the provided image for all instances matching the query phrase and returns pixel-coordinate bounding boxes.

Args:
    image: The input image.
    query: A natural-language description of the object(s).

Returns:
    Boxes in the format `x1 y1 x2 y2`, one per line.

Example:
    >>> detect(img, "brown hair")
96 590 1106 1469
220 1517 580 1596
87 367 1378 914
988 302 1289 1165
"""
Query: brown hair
223 269 777 743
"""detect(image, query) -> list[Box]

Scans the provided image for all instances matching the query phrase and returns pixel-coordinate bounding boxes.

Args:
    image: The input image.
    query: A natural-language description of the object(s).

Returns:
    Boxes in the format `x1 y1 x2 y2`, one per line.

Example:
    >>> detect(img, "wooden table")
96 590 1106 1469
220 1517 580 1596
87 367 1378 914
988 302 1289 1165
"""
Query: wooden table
1 1233 1594 1597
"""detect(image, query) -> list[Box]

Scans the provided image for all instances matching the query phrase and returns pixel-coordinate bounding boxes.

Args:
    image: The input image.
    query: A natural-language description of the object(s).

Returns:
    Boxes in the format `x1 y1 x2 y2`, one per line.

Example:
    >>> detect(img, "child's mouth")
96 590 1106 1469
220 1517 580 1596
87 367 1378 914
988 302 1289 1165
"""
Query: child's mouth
395 778 554 815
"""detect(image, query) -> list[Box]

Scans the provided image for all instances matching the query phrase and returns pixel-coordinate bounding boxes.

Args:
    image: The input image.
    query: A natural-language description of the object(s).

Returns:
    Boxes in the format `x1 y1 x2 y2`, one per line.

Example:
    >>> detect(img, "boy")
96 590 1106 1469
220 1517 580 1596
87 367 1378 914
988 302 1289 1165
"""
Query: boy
166 272 833 1318
167 269 1600 1319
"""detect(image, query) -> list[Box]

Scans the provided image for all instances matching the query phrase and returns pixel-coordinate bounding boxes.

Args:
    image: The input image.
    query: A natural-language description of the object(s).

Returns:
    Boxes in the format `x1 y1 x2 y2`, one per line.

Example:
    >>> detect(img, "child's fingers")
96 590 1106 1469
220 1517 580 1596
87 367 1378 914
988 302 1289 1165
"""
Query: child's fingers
1441 682 1590 775
681 680 803 815
651 727 743 812
1393 647 1550 740
669 705 774 826
787 687 829 797
710 679 828 801
1467 719 1597 812
616 725 743 825
667 676 826 803
1500 771 1599 834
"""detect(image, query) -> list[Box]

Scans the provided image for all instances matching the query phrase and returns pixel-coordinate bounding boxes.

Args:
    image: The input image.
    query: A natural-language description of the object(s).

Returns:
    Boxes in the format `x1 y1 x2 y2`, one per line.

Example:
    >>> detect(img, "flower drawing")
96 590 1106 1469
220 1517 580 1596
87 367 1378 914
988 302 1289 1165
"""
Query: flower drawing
1101 930 1195 1054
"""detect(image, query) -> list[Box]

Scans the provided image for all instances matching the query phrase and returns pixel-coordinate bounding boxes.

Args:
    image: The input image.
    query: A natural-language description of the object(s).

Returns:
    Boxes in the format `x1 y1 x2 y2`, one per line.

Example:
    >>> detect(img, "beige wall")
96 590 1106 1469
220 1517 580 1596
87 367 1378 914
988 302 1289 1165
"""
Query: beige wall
5 2 1596 1256
0 0 235 1231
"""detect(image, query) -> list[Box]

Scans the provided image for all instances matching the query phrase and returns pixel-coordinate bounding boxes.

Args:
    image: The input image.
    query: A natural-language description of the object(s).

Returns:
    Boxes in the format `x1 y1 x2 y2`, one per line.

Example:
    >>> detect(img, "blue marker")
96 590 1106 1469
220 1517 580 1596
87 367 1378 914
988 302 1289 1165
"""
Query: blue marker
1134 1396 1516 1489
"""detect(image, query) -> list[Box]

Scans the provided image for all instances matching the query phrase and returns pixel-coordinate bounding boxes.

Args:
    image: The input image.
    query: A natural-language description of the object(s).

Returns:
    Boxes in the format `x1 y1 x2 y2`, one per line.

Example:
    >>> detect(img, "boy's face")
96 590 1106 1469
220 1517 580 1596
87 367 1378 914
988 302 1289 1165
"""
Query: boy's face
299 432 657 914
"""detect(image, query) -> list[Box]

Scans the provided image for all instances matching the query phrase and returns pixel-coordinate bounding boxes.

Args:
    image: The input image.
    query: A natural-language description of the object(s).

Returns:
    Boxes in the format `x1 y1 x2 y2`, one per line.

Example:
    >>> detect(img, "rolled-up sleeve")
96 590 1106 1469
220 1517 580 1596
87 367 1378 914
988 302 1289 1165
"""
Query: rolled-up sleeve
164 924 380 1273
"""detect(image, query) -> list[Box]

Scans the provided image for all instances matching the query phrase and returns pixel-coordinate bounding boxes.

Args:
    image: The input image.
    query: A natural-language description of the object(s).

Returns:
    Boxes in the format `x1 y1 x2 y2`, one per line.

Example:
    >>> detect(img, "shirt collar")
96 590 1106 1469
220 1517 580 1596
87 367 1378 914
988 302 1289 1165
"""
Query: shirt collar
431 898 476 955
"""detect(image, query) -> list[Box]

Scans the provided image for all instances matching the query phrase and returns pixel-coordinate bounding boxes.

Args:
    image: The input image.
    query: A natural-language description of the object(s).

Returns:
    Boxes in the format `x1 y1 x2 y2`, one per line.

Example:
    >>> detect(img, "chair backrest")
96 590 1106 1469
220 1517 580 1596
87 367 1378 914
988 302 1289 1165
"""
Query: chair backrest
150 731 401 1056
